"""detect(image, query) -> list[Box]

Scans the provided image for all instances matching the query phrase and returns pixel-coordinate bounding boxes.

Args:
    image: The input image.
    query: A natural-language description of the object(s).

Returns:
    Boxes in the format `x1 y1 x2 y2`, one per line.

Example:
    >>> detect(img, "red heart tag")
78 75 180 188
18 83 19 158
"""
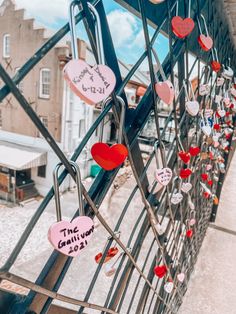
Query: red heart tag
189 146 200 156
186 229 193 238
213 123 221 130
180 168 192 179
198 35 213 51
201 173 208 181
178 151 190 164
225 134 231 140
211 61 221 73
171 16 195 38
207 180 213 186
95 247 119 264
154 265 168 278
225 112 230 117
91 143 128 171
203 192 210 198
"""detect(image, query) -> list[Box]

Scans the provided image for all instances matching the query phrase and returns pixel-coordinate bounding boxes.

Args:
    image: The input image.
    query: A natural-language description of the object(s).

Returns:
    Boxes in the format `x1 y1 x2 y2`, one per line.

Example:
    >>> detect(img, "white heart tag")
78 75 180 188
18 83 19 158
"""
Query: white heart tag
155 168 173 186
186 101 199 116
181 182 192 193
201 125 212 136
177 273 185 283
204 109 213 118
155 223 165 235
218 109 226 117
199 84 210 96
215 95 222 103
171 193 183 205
164 281 174 294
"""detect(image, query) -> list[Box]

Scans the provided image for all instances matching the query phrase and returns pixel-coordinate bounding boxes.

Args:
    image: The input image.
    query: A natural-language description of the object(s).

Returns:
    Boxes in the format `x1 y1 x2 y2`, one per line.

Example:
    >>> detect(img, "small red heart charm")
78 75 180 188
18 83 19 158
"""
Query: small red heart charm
180 168 192 179
198 35 213 51
203 192 210 199
207 180 213 186
178 151 190 164
225 112 230 117
186 229 193 238
154 265 168 278
95 247 119 264
189 146 200 156
91 143 128 171
225 134 231 140
171 16 195 38
201 173 208 181
213 123 220 130
211 61 221 73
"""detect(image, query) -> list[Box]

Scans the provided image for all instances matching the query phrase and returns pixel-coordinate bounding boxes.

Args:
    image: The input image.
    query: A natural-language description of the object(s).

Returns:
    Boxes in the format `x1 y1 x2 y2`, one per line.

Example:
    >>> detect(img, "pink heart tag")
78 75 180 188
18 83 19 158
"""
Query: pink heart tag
199 84 210 96
216 78 224 86
48 216 94 257
64 60 116 105
186 101 199 116
155 81 175 105
177 273 185 283
155 168 173 186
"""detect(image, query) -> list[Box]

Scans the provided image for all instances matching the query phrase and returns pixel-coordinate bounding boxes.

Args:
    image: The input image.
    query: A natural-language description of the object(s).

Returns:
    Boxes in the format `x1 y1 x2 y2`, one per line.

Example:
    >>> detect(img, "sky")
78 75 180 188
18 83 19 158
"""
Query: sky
2 0 169 69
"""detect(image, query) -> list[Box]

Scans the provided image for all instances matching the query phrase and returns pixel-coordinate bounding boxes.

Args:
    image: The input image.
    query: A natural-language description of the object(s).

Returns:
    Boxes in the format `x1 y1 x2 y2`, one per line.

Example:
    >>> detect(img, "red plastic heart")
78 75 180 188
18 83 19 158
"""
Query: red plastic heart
207 180 213 186
201 173 208 181
213 123 220 130
189 146 200 156
91 143 128 171
154 265 168 278
203 192 210 199
198 35 213 51
180 168 192 179
211 61 221 73
186 229 193 238
171 16 195 38
178 151 190 164
95 247 119 264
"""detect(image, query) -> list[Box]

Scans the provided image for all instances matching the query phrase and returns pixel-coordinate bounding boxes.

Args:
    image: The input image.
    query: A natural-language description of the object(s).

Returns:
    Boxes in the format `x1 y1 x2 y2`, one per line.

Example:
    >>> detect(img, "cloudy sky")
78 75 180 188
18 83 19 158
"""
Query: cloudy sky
1 0 169 68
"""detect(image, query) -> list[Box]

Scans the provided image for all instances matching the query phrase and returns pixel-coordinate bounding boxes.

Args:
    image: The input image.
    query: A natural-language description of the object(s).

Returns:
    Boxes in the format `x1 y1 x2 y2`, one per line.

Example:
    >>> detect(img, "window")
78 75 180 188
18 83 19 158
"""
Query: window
3 34 10 58
15 68 23 93
37 115 48 138
39 68 51 99
37 165 46 178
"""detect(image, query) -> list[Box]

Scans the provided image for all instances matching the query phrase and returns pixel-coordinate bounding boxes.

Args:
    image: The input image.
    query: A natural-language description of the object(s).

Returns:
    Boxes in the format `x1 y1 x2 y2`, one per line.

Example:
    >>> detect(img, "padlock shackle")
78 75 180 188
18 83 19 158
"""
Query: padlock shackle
183 79 195 101
201 65 211 84
152 48 167 82
99 97 112 142
69 1 105 64
53 161 84 222
154 140 167 168
174 0 191 18
211 47 219 62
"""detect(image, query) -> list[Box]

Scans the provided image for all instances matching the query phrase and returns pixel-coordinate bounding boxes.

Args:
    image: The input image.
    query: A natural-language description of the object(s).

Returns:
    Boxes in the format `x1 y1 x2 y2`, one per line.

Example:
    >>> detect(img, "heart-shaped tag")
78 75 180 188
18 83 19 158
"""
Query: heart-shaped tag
171 192 183 205
164 281 174 294
95 247 119 264
198 35 213 51
178 151 190 164
206 164 212 171
64 60 116 105
155 81 175 105
218 109 226 117
207 180 213 186
155 223 165 235
215 95 222 104
224 98 230 106
91 143 128 171
213 123 220 131
202 125 212 136
48 217 94 257
216 77 225 86
180 168 192 179
211 61 221 73
199 84 210 96
181 182 192 193
186 229 193 238
177 273 185 283
105 264 116 277
186 101 199 116
154 265 168 278
204 109 213 118
171 16 195 38
201 173 208 181
189 146 200 156
155 168 173 186
189 218 196 226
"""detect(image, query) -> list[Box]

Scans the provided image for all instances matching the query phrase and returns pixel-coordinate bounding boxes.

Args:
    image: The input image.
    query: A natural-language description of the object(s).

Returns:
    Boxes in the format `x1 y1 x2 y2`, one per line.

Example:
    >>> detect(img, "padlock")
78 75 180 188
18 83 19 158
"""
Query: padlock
48 161 94 257
199 66 211 96
170 176 183 205
183 79 199 116
95 231 120 264
222 58 234 79
63 1 116 105
149 0 165 4
211 48 221 73
200 113 212 136
197 14 213 51
186 210 196 226
154 140 173 186
91 96 128 171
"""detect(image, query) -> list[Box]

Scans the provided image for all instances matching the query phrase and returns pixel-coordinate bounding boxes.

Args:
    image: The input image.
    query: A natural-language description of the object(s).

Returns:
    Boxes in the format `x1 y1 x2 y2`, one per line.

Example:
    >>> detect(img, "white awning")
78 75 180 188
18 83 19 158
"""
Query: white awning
0 142 47 170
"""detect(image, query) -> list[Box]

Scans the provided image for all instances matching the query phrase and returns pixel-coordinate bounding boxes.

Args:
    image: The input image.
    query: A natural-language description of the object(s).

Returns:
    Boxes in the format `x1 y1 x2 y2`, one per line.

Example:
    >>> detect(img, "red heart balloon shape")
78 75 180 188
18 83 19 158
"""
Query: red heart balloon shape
213 123 220 130
201 173 208 181
178 151 190 164
186 229 193 238
180 168 192 179
189 146 200 156
154 265 168 278
171 16 195 38
198 35 213 51
91 143 128 171
211 61 221 73
207 180 213 186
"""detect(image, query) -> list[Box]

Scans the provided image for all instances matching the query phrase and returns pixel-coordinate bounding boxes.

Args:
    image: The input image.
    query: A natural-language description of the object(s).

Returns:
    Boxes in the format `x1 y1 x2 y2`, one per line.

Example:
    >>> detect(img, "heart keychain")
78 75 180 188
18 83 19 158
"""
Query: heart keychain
199 66 211 96
164 280 174 294
197 14 213 51
154 265 168 278
63 2 116 105
91 96 128 171
183 79 200 116
211 48 221 73
170 177 183 205
152 48 175 105
171 0 195 39
200 113 212 136
154 141 173 186
48 162 94 257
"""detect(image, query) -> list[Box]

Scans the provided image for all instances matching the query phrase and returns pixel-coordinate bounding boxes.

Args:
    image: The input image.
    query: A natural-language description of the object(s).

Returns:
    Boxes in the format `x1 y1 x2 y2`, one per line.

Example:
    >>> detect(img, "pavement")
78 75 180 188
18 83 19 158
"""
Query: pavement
179 153 236 314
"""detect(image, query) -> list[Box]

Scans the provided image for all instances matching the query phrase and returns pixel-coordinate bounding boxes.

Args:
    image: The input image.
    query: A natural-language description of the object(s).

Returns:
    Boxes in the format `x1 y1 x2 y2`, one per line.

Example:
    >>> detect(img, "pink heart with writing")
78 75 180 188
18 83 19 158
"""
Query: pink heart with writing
198 34 213 51
199 84 210 96
186 101 199 116
64 60 116 105
155 168 173 186
155 81 175 105
48 216 94 257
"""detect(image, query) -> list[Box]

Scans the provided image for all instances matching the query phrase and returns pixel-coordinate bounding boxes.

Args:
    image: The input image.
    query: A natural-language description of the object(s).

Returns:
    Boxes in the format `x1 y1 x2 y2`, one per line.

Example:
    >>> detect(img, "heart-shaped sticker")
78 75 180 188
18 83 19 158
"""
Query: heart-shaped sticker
177 273 185 283
171 16 195 38
186 101 199 116
216 77 224 86
155 81 175 105
154 265 168 278
180 168 192 179
181 182 192 193
155 168 173 186
48 217 94 257
171 192 183 205
199 84 210 96
91 143 128 171
64 60 116 105
211 61 221 73
164 281 174 294
189 146 200 156
198 35 213 51
178 151 190 164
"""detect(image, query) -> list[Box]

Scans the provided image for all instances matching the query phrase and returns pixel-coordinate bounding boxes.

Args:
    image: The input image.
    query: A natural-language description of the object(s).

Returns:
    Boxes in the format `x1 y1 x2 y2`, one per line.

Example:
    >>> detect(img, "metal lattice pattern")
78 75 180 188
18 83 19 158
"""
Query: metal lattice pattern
0 0 236 313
